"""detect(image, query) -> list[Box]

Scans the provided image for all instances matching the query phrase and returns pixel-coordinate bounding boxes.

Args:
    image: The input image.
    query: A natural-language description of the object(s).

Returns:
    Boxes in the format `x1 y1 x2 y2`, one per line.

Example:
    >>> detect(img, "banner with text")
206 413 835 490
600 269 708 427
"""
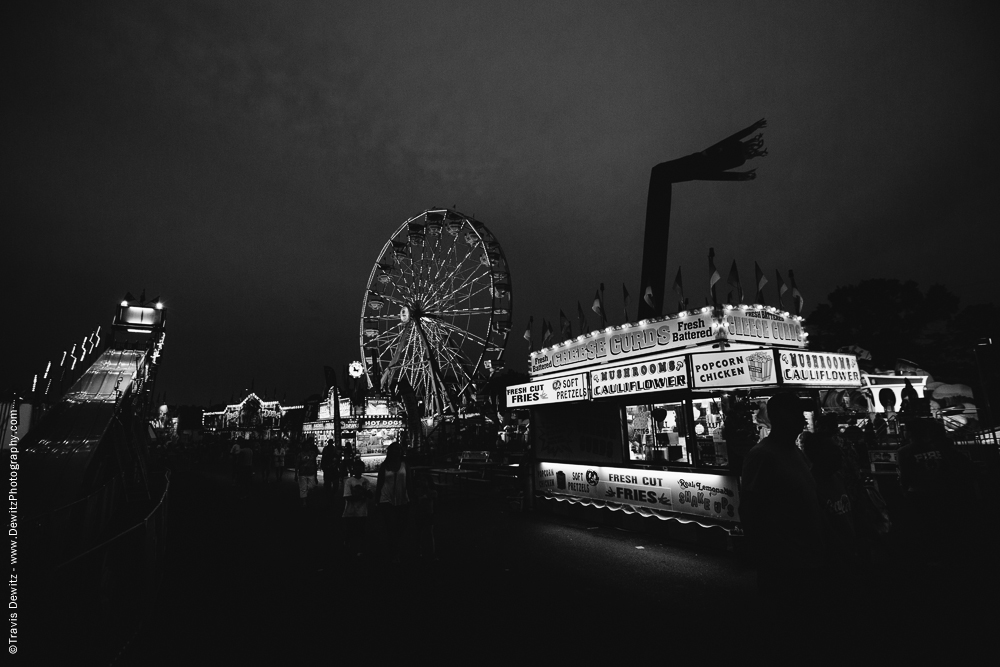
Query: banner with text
722 306 806 347
690 349 778 389
589 354 688 398
506 373 589 407
530 311 716 376
536 461 740 522
778 350 861 387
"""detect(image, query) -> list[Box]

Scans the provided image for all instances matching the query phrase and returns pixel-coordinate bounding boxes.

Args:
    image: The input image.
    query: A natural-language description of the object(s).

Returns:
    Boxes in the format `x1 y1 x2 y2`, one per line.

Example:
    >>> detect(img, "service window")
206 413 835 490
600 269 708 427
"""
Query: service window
691 397 727 468
625 401 689 464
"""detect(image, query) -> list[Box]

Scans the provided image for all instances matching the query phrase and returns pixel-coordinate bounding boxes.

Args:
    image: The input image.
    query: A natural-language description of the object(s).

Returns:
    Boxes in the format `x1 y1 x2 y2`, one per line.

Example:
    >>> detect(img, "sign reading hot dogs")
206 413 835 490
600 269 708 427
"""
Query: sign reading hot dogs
505 373 589 406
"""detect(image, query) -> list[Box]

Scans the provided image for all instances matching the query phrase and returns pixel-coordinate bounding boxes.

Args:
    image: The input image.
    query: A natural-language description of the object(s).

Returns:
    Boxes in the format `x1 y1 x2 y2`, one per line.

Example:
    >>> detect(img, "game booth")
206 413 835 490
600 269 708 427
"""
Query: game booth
510 304 864 537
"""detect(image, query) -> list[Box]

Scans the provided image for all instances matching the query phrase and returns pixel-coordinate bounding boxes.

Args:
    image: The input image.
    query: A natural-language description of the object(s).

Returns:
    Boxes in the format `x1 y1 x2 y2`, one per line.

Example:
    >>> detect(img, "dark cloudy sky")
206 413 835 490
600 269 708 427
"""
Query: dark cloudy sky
6 1 997 405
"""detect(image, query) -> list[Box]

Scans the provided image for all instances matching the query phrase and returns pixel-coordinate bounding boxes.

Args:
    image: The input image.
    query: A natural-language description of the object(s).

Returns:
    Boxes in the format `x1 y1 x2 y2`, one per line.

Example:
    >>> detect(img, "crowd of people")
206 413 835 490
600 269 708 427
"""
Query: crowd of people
740 391 985 616
223 436 438 561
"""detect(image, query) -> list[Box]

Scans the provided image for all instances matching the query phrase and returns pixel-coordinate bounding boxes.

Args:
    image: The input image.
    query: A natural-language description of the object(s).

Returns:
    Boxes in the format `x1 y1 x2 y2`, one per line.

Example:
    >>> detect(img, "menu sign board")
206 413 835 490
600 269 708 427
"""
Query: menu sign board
689 349 778 389
505 373 589 407
536 461 740 522
778 351 861 387
589 354 687 398
530 310 716 376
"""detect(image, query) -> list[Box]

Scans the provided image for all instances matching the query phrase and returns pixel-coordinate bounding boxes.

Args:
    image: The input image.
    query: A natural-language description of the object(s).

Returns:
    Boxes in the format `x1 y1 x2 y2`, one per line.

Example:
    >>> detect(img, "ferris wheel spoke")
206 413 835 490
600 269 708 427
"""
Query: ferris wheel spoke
368 290 410 310
421 244 481 305
426 306 495 317
426 266 492 309
430 317 492 348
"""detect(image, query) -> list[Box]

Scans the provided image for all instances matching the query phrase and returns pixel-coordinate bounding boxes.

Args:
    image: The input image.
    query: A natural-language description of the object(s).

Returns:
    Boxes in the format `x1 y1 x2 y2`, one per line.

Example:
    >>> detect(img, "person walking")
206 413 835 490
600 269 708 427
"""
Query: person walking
321 441 342 494
230 440 243 483
273 441 287 482
375 442 410 563
259 439 275 484
237 439 254 498
342 460 372 557
740 392 827 614
295 441 320 507
413 470 438 561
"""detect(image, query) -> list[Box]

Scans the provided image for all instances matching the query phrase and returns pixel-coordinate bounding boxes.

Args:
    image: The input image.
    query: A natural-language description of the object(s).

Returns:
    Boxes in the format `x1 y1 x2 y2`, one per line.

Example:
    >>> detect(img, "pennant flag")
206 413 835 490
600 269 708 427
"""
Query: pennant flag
523 316 533 343
754 262 768 304
577 301 589 334
708 248 721 305
594 283 606 327
123 292 136 303
672 267 686 312
542 319 554 344
788 270 804 315
643 285 654 308
559 309 572 340
776 270 788 309
622 284 630 323
727 260 744 304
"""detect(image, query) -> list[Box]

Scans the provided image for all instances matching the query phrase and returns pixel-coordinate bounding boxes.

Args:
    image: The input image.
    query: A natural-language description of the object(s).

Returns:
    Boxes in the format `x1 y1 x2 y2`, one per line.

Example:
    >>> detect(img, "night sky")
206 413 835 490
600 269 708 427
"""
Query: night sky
6 1 997 405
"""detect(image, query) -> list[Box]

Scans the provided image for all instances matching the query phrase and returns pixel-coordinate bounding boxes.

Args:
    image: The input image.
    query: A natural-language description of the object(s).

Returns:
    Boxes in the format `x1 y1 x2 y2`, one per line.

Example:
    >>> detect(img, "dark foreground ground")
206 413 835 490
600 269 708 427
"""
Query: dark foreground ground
21 457 1000 663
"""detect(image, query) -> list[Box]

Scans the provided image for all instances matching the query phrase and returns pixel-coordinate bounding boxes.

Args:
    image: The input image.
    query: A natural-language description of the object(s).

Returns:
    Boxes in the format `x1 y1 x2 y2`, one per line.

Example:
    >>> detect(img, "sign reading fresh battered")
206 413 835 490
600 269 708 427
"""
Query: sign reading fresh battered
590 354 687 398
779 351 861 387
505 373 589 406
530 310 716 375
536 461 740 522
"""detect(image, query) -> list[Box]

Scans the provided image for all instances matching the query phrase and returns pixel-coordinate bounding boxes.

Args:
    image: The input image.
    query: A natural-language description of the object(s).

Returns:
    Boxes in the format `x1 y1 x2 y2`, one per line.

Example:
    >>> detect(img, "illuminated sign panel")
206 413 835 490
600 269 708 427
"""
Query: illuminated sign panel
536 461 740 522
690 349 777 389
722 306 805 347
589 354 687 398
116 306 162 327
530 311 716 376
506 373 589 406
778 351 861 387
530 306 806 377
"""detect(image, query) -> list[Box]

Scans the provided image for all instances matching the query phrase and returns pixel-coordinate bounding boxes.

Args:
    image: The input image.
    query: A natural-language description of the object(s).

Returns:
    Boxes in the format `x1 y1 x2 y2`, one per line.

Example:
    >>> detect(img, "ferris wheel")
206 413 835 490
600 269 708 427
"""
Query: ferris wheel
360 209 513 418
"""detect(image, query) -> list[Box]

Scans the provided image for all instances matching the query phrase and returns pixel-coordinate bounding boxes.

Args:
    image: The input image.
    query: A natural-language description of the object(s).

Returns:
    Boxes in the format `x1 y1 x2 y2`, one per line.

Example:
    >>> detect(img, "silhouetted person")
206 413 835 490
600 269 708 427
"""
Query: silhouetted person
273 441 287 482
375 442 410 562
321 442 342 493
342 460 372 557
258 439 274 484
296 441 320 507
741 392 826 613
802 423 858 584
237 440 254 498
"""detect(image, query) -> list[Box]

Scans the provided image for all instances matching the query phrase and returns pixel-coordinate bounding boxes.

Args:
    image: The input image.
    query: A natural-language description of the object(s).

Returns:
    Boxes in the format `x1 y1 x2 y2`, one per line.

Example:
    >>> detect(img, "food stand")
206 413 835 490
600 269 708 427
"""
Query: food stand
513 304 863 534
303 391 406 471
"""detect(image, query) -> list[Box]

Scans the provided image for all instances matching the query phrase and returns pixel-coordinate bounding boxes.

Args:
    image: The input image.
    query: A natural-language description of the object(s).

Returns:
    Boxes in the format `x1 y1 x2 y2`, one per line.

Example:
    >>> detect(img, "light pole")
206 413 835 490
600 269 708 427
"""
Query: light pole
974 337 995 446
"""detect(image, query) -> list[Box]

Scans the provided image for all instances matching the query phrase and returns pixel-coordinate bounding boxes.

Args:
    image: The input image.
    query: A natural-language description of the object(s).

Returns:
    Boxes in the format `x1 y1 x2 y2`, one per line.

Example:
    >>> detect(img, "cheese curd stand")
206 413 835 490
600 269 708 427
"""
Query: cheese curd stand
510 304 863 534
